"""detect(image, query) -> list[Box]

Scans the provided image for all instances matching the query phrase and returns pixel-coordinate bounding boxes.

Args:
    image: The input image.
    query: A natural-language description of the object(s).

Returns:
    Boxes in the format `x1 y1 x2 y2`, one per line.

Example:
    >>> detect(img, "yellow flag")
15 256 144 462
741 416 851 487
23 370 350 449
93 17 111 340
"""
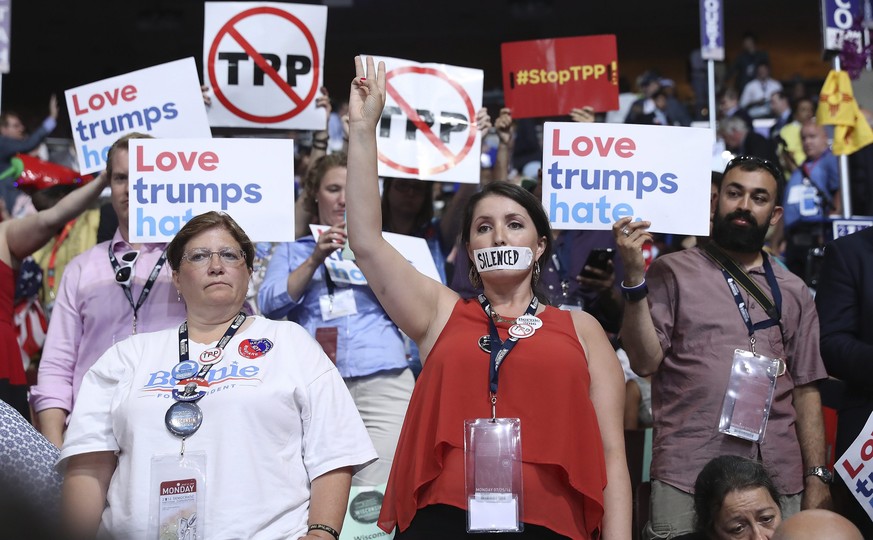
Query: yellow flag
817 70 873 155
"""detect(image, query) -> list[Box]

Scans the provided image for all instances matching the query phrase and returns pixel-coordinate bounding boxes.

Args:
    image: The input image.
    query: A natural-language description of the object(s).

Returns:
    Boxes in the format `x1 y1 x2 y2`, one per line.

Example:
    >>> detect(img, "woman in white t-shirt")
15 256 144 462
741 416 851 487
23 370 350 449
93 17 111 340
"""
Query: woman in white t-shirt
60 211 376 540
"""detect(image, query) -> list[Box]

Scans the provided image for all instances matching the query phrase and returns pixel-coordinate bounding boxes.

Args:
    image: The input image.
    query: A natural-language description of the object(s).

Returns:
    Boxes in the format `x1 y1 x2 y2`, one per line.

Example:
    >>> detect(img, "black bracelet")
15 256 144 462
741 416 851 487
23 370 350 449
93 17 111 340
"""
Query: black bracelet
312 141 328 151
620 278 648 302
308 523 339 540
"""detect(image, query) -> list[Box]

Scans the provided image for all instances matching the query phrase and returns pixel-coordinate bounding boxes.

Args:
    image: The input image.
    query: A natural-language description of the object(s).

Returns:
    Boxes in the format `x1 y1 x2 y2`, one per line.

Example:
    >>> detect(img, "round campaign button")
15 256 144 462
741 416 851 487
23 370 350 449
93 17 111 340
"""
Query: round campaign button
165 401 203 437
238 338 273 359
478 335 491 354
508 323 535 339
515 315 543 329
199 347 223 365
171 360 200 381
349 490 384 524
172 378 207 402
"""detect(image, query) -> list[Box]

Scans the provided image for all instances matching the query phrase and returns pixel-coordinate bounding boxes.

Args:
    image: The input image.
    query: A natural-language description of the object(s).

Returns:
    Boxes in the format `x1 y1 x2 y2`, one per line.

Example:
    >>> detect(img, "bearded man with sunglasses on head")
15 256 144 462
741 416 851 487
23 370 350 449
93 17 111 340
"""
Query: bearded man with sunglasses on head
30 133 186 448
615 156 831 539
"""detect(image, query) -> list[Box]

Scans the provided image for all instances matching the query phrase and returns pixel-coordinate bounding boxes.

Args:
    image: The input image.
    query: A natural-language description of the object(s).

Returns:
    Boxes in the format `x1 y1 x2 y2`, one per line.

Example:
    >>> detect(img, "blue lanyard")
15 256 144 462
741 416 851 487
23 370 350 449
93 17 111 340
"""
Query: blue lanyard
178 312 247 379
719 255 782 339
107 244 168 334
477 294 539 395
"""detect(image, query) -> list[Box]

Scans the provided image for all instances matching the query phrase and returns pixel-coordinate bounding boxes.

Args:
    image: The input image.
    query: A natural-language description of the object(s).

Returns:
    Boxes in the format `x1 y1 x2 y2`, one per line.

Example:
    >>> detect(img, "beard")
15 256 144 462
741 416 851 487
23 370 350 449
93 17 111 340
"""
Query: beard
711 207 771 253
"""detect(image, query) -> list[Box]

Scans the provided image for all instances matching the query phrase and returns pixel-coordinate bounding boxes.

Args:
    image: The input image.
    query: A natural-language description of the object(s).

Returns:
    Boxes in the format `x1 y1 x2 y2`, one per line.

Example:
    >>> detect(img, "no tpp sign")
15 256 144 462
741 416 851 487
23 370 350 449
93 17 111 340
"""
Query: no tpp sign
372 56 483 184
204 2 327 130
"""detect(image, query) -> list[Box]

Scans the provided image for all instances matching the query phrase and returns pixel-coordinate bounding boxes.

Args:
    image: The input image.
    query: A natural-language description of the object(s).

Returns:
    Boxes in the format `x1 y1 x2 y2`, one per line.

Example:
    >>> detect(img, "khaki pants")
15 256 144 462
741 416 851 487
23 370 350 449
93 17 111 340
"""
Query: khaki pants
345 367 414 486
643 479 802 539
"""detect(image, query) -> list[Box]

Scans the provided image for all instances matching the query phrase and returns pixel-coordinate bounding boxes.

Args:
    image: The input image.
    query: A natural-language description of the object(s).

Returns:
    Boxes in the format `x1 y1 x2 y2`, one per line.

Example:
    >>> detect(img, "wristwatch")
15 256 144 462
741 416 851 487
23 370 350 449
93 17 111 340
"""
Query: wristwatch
804 466 834 484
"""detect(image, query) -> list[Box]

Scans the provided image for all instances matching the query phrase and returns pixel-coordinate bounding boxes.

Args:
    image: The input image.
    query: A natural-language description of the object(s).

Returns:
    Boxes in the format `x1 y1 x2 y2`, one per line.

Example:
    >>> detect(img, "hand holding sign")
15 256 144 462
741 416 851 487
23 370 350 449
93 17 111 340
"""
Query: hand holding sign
315 86 331 128
49 95 59 120
475 107 492 133
494 107 514 145
613 216 653 286
312 223 347 264
569 106 595 124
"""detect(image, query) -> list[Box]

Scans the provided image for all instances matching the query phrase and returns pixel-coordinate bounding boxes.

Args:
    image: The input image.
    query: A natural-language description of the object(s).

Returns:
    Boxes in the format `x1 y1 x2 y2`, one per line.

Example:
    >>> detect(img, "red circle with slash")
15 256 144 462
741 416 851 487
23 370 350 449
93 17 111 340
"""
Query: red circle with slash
377 66 477 176
207 6 320 123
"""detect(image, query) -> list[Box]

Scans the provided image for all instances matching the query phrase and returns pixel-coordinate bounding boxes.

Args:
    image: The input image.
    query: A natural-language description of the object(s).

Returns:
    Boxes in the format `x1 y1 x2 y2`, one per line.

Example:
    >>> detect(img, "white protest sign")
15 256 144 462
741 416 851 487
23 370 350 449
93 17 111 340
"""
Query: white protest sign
65 58 211 175
129 138 295 243
837 411 873 522
0 0 10 74
542 122 711 234
366 55 483 184
204 2 326 130
309 224 441 284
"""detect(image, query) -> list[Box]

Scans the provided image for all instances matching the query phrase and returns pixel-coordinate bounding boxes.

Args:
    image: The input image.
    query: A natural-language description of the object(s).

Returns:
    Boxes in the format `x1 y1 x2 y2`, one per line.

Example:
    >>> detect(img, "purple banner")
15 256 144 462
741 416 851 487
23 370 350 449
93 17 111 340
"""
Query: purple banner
0 0 9 73
821 0 864 53
699 0 724 61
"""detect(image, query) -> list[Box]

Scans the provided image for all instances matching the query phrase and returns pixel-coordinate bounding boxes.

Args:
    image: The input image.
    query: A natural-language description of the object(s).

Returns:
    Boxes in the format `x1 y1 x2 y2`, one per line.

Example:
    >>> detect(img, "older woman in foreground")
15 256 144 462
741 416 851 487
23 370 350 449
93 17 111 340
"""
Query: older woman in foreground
60 211 376 540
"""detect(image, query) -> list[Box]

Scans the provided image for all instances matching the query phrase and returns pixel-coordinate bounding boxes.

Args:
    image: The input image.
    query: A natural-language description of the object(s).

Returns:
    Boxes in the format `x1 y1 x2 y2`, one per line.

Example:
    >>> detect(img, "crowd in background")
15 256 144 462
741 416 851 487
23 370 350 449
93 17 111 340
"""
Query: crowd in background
0 27 872 540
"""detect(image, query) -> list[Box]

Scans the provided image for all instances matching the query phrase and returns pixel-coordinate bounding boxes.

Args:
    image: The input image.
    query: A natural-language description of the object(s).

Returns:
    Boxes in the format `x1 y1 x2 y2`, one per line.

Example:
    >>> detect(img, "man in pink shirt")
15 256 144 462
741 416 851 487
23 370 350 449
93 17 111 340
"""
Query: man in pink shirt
30 133 186 447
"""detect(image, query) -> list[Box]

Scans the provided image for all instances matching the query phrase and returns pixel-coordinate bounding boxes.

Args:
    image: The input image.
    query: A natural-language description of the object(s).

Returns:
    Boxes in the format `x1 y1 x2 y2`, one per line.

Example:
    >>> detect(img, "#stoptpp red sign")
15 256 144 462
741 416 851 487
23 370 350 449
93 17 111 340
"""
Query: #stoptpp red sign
501 35 619 119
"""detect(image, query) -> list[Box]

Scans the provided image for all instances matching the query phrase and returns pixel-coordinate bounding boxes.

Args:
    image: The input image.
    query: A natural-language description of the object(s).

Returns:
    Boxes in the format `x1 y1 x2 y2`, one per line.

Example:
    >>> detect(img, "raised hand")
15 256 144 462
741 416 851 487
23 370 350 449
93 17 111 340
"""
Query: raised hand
315 86 332 121
495 107 513 145
49 95 59 119
349 56 386 130
475 108 492 134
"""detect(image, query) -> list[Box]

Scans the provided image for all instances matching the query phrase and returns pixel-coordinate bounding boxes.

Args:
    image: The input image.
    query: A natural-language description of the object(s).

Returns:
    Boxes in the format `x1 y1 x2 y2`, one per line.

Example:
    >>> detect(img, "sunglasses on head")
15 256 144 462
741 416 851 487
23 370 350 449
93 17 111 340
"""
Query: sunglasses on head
725 155 784 183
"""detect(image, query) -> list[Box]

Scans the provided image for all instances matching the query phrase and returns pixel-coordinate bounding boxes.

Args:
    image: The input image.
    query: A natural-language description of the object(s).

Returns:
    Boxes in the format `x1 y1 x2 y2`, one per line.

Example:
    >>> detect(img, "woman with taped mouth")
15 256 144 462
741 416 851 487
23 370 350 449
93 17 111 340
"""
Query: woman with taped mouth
60 211 376 539
258 151 414 488
345 56 631 540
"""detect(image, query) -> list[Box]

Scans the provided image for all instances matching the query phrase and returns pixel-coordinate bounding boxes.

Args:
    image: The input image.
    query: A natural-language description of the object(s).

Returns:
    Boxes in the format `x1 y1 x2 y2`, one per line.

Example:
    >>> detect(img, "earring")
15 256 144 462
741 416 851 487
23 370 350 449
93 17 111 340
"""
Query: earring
177 290 182 302
468 266 481 288
532 261 540 286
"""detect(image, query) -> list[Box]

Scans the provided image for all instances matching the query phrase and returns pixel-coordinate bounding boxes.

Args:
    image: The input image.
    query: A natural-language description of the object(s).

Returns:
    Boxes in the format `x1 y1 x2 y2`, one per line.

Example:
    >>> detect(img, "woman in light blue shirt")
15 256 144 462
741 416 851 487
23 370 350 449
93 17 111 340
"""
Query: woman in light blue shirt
259 152 412 487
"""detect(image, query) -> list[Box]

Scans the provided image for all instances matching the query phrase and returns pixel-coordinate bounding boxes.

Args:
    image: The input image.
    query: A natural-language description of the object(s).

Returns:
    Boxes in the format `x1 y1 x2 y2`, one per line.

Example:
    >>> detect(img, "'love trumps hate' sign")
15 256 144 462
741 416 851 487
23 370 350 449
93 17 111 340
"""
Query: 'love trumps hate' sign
542 122 712 235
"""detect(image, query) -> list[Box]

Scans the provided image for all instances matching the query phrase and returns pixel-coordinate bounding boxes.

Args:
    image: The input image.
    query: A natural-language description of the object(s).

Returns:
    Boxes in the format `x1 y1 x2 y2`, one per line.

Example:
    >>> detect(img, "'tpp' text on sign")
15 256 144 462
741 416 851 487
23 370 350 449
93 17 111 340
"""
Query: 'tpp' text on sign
129 138 295 243
204 2 326 130
65 58 212 175
368 55 483 184
542 122 711 234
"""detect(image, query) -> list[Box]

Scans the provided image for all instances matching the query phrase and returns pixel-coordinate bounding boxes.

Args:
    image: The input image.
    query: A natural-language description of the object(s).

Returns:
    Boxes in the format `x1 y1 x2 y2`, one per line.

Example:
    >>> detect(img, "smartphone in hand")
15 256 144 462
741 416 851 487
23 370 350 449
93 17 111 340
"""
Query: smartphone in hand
579 248 615 279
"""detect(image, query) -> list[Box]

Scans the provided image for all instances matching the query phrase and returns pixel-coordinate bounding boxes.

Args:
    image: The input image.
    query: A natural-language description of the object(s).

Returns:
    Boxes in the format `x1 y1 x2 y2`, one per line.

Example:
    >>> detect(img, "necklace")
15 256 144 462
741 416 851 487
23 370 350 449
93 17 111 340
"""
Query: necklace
489 309 516 324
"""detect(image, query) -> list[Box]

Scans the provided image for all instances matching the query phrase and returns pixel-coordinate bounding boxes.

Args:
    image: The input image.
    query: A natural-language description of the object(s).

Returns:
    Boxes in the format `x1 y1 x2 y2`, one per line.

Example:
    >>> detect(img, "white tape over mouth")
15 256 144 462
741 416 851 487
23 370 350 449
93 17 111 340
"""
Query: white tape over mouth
473 246 534 272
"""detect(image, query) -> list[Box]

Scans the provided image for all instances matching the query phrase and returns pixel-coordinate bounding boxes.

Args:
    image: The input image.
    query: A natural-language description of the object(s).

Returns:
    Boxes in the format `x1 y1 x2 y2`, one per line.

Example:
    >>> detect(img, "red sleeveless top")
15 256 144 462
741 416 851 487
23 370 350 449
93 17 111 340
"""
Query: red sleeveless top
378 299 607 539
0 260 25 385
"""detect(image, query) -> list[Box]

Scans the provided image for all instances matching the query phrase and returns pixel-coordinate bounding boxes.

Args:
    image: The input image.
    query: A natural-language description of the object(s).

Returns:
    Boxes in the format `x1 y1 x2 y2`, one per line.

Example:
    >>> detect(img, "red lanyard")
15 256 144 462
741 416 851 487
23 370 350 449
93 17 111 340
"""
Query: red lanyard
46 219 77 295
802 154 825 178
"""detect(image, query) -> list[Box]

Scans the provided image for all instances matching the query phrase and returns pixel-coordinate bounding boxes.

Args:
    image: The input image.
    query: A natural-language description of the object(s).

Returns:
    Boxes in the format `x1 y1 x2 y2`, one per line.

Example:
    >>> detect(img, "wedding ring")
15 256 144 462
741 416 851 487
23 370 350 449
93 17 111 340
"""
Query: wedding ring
621 227 631 237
